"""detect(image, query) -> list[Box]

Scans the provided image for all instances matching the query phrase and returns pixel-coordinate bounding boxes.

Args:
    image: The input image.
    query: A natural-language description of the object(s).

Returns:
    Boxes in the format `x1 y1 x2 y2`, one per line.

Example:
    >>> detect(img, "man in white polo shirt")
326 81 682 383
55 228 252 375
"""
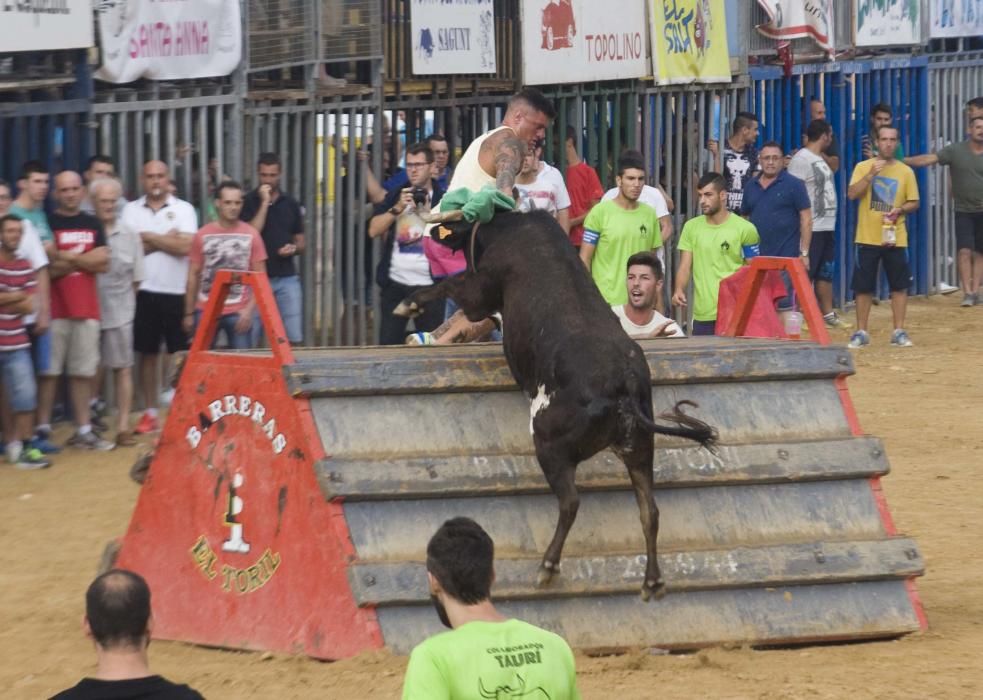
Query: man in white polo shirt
120 161 197 434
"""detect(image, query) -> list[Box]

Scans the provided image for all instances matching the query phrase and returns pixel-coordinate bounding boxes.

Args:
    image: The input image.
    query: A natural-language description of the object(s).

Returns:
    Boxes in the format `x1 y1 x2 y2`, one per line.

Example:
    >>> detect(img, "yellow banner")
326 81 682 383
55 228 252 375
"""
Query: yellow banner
649 0 731 85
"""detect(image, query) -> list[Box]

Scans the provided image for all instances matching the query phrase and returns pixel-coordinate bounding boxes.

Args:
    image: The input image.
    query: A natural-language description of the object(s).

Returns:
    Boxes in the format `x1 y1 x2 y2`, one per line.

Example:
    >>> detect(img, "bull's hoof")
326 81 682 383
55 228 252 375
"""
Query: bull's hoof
537 561 558 587
393 300 421 319
640 579 667 602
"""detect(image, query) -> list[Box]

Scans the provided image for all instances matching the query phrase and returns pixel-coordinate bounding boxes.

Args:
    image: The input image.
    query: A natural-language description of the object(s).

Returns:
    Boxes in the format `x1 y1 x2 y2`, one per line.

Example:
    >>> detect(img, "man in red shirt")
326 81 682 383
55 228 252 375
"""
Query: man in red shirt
38 172 112 450
562 126 604 249
184 182 267 349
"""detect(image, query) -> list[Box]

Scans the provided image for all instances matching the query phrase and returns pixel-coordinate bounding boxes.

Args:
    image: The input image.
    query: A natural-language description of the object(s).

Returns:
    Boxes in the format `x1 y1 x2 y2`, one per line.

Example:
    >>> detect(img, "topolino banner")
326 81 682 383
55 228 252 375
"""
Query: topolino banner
521 0 648 86
649 0 731 85
96 0 242 83
854 0 922 46
930 0 983 38
411 0 497 75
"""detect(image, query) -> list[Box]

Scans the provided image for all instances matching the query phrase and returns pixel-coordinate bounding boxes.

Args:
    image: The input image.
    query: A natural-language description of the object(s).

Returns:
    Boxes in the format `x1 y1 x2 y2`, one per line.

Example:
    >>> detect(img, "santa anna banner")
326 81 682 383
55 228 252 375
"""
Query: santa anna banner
649 0 730 85
411 0 497 75
96 0 242 83
521 0 648 86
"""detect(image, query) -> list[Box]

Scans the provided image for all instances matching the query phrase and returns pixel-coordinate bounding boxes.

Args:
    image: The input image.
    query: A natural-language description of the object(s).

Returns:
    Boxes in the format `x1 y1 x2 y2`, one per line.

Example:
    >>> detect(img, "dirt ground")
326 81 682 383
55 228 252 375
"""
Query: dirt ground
2 295 982 699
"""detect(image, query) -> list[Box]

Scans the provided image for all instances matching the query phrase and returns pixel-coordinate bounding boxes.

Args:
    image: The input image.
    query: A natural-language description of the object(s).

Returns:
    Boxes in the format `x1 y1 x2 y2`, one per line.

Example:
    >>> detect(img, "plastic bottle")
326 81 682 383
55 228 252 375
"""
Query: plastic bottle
882 211 898 246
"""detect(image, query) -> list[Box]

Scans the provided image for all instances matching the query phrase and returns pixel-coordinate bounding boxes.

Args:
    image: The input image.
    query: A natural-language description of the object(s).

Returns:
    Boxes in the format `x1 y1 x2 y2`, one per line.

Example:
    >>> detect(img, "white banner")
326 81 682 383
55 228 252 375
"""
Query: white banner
0 0 93 53
411 0 496 75
95 0 241 83
930 1 983 38
755 0 834 52
855 0 922 46
521 0 647 86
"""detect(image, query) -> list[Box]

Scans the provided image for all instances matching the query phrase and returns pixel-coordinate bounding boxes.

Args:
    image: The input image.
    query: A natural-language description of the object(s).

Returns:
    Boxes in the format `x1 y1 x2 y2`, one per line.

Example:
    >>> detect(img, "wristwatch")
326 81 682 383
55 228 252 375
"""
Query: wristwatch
800 250 809 257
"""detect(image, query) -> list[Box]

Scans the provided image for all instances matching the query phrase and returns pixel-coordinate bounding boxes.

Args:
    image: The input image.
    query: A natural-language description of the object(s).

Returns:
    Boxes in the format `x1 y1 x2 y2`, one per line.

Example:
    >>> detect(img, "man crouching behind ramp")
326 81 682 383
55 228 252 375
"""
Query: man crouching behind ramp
396 202 717 600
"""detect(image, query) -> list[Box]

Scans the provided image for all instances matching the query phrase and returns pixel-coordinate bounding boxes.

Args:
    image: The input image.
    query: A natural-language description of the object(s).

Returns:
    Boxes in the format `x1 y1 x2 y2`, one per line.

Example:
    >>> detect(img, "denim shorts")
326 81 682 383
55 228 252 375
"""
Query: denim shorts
0 348 38 412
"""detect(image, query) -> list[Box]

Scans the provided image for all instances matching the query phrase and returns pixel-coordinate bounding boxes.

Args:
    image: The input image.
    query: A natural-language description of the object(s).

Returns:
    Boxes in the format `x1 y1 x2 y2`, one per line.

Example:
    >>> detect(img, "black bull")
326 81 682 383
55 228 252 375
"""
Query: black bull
395 210 717 600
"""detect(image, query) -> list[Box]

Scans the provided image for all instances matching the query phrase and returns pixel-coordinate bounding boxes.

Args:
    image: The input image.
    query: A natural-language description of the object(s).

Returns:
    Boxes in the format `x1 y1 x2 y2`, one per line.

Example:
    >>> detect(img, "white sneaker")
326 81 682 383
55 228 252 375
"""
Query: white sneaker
160 388 176 406
939 282 959 295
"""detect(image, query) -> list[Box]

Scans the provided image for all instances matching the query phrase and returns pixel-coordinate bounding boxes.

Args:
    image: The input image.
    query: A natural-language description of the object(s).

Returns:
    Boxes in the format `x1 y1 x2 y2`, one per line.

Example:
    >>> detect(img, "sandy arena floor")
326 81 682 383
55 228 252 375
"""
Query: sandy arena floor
1 295 981 699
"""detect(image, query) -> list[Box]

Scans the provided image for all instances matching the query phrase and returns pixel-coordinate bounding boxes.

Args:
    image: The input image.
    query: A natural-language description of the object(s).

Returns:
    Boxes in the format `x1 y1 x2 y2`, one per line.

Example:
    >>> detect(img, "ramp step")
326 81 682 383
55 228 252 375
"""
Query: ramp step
288 339 853 396
349 537 923 606
375 580 922 655
317 437 888 501
342 480 890 561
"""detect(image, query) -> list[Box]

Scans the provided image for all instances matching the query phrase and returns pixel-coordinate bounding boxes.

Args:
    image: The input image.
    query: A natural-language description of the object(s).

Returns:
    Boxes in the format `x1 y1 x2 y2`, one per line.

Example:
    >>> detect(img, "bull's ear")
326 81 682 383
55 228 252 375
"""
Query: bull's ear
437 225 454 240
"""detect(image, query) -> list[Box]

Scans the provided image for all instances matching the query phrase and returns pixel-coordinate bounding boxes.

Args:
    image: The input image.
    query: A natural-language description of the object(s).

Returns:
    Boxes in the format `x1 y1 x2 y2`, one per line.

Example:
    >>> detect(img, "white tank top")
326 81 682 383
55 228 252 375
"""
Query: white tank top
445 125 513 194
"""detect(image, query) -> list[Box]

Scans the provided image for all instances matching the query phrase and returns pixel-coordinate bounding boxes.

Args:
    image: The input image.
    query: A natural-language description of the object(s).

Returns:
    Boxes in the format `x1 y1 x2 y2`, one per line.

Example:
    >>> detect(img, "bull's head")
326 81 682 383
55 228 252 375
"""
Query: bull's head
425 209 473 252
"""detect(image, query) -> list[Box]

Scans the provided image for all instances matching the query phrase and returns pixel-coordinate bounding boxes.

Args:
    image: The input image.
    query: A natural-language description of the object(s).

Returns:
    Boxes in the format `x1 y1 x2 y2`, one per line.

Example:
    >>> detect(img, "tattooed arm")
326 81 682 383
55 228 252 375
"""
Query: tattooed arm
490 132 527 197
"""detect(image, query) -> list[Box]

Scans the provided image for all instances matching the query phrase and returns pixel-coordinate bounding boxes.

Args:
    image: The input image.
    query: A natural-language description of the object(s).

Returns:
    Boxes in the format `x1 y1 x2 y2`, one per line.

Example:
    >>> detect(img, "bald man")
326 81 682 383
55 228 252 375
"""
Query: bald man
36 171 113 451
120 161 198 434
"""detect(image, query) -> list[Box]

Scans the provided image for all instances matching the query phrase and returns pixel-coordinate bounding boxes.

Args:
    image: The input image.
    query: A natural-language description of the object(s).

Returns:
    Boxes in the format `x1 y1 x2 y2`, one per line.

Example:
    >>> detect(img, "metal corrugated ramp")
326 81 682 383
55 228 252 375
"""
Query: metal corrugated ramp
285 337 926 654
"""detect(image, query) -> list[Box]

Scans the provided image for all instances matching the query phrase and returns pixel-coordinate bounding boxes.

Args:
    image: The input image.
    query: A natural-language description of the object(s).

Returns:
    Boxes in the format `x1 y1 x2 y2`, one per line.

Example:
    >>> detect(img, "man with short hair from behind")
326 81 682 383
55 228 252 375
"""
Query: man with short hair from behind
672 172 760 336
92 178 144 446
402 517 581 700
122 160 198 434
184 181 267 349
39 171 113 451
51 569 204 699
804 98 841 173
612 251 685 339
580 151 663 306
241 152 306 344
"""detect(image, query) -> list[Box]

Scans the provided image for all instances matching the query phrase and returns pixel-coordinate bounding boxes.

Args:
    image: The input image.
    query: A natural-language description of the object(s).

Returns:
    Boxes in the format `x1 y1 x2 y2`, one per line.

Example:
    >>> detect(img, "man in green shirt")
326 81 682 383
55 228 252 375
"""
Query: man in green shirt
906 115 983 306
402 517 581 700
672 172 760 335
580 151 661 305
9 160 53 245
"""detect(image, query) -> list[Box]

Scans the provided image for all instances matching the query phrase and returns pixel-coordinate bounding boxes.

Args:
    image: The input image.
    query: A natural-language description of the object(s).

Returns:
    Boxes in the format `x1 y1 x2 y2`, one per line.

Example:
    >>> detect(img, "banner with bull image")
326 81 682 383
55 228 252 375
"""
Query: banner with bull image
854 0 922 46
96 0 242 83
930 0 983 38
520 0 648 86
649 0 731 85
0 0 93 53
755 0 835 53
411 0 496 75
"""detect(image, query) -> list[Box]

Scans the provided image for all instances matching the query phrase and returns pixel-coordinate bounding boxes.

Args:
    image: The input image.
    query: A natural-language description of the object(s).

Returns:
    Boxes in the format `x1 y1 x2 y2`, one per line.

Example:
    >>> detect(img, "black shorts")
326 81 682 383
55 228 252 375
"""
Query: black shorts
852 245 912 295
955 211 983 253
133 291 188 354
809 230 836 282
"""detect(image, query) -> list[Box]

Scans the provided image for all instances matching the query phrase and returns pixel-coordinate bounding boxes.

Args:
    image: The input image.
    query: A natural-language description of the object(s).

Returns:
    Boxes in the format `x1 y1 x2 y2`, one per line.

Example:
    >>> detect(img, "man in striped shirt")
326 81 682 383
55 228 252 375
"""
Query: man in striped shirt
0 215 49 469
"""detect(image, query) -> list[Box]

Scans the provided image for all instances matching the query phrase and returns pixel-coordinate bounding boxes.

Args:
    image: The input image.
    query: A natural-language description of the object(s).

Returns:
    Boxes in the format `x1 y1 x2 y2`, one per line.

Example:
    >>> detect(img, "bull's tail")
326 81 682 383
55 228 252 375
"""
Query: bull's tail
636 399 717 452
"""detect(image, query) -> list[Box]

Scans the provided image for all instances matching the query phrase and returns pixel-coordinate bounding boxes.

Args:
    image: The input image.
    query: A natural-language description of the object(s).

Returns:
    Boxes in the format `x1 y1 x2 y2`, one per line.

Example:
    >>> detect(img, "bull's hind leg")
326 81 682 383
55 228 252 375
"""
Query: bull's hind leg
622 435 665 601
533 443 580 587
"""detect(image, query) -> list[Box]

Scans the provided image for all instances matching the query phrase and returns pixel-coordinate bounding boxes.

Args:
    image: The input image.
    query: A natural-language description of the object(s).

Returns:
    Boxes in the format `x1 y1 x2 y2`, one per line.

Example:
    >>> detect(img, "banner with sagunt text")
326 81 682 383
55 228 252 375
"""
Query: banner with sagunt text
411 0 497 75
930 0 983 38
0 0 93 53
854 0 922 46
96 0 242 83
755 0 834 53
520 0 647 86
649 0 731 85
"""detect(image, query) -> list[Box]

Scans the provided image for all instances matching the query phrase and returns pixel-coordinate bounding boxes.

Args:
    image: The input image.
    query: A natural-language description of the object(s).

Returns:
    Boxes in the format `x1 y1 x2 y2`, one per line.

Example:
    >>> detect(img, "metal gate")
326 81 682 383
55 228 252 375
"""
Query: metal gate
926 51 983 294
0 98 91 185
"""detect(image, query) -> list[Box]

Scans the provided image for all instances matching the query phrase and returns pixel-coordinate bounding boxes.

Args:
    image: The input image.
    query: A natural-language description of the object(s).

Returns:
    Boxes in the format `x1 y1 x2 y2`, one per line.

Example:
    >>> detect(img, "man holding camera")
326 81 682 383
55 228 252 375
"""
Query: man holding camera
369 142 446 345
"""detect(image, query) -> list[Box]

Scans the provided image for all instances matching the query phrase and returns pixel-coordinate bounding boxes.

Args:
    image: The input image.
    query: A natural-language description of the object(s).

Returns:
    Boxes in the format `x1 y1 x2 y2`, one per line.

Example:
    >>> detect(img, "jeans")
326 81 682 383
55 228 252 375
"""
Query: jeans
0 348 38 412
270 275 303 343
194 311 254 350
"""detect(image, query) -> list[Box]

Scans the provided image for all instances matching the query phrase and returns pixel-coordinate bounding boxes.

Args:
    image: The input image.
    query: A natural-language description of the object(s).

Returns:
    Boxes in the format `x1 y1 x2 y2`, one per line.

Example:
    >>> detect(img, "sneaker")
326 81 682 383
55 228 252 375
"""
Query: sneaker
160 388 176 406
939 281 960 295
134 412 160 435
824 312 853 329
847 330 870 349
15 446 51 470
890 329 914 347
67 431 115 451
32 431 62 454
961 293 977 307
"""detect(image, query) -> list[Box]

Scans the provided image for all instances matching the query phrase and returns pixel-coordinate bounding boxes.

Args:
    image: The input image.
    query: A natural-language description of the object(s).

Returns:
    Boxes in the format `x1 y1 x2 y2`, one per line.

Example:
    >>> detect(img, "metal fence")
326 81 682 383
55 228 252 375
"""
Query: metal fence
926 51 983 294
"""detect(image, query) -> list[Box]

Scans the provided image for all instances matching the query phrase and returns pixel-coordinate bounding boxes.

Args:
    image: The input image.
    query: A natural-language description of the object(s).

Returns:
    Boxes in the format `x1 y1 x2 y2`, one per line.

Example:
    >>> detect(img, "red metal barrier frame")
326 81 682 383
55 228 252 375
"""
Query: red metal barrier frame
115 271 384 658
720 257 926 630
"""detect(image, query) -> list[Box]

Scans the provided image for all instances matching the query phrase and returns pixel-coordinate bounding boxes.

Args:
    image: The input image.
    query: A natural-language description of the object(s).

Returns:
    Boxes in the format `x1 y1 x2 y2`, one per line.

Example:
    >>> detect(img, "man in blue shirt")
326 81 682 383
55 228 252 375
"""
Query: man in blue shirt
741 141 813 310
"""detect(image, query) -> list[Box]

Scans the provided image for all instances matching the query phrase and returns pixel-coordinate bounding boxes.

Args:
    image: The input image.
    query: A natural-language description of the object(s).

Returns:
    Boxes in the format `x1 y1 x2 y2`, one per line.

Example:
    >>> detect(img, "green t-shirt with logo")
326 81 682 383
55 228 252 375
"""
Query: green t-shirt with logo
402 619 581 700
583 199 662 305
9 204 53 243
677 213 760 322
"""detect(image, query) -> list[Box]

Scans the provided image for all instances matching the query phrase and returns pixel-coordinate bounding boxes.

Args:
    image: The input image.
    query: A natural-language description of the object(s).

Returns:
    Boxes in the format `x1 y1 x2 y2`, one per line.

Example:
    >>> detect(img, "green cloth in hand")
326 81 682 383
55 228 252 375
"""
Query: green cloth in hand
440 186 516 224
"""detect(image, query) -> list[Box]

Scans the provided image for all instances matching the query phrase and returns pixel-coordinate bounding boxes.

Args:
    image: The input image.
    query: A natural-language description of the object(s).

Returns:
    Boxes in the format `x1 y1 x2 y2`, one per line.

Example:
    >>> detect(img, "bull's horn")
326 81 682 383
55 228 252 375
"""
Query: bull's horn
424 209 465 224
